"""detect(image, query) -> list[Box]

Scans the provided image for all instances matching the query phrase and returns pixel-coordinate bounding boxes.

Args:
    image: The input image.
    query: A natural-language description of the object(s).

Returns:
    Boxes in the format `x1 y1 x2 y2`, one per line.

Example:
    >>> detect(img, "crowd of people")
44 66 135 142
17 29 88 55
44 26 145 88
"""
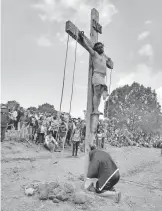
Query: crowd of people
3 105 87 156
1 104 162 151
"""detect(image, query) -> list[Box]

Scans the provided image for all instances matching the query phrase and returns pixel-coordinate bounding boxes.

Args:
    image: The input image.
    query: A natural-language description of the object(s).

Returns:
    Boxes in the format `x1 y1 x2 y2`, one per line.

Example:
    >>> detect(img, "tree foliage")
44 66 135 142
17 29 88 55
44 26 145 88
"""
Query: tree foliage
38 103 55 114
27 106 37 112
7 100 20 110
104 82 162 135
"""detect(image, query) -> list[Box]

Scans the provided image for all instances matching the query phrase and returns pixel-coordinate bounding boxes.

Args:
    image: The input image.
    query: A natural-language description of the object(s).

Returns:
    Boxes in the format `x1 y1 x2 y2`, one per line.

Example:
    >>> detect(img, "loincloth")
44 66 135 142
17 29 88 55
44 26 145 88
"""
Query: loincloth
92 72 106 86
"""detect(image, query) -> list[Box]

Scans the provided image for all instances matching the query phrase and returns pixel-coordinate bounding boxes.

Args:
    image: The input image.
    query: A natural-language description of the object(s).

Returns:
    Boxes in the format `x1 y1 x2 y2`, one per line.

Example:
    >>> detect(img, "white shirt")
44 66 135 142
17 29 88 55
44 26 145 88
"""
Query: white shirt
40 125 46 133
12 111 18 120
45 135 58 146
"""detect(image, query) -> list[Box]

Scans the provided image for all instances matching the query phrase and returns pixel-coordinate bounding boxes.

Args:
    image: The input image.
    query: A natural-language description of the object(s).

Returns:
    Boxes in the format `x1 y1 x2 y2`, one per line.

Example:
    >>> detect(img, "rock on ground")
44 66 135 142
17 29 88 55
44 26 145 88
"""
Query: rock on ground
52 186 62 195
39 189 49 200
64 183 75 194
48 193 55 200
25 187 35 196
53 198 60 203
47 181 59 192
73 191 87 204
56 191 69 201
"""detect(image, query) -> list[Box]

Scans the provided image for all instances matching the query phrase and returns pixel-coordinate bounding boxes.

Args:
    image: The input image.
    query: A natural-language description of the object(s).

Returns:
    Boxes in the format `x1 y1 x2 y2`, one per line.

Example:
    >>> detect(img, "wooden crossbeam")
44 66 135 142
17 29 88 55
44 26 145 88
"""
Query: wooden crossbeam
65 21 93 50
65 20 113 69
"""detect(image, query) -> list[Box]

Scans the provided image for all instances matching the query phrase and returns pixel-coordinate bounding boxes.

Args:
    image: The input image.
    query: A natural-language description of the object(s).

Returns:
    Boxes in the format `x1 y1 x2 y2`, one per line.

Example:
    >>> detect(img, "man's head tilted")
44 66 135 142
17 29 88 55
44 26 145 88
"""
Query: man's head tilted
93 42 104 54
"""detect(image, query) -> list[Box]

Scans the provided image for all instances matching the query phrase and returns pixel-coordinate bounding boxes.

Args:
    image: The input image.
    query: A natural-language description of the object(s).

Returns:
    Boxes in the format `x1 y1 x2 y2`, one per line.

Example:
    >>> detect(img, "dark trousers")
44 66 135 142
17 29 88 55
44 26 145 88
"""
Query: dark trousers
96 170 120 194
37 133 45 143
1 127 6 141
66 130 72 145
72 141 80 156
7 119 14 130
14 120 18 130
32 127 37 140
53 131 57 139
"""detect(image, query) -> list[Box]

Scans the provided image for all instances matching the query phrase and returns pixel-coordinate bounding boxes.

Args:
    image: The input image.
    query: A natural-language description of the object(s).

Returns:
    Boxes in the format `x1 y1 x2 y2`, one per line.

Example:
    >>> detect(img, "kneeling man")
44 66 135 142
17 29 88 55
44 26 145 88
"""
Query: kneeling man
85 145 121 203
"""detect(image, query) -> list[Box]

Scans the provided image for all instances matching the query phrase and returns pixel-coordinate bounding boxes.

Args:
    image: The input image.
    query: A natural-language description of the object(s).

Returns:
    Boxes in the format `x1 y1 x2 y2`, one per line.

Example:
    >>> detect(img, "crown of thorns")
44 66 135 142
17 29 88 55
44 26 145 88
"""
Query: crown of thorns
93 42 104 49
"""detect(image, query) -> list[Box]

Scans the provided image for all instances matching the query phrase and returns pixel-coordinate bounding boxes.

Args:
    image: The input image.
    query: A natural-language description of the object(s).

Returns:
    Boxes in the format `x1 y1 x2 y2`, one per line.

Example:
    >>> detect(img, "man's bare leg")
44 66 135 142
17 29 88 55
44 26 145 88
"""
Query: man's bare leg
102 90 109 100
93 94 101 114
97 190 121 203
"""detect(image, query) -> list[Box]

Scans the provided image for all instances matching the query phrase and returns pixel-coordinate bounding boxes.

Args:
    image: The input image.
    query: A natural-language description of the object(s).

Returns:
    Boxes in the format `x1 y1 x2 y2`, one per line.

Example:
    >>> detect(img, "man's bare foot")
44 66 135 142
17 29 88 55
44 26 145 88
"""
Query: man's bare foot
114 191 121 203
88 184 96 192
92 111 103 115
109 187 116 192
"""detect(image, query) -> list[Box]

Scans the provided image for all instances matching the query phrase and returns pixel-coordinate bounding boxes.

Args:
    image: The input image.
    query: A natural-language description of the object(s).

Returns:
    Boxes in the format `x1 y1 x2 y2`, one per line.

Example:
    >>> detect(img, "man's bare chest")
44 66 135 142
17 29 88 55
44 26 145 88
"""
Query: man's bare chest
93 54 106 65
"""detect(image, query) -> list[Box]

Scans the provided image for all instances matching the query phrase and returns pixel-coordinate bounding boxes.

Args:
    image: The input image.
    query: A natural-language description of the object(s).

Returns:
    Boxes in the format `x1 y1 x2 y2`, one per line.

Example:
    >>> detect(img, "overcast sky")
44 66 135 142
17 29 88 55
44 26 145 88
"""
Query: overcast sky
1 0 162 117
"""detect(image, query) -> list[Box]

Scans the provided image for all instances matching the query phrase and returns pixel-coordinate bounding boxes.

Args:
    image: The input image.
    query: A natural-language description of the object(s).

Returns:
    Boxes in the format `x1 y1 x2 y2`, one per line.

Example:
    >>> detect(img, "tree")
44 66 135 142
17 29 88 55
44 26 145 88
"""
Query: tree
104 82 162 134
38 103 55 114
7 100 20 110
27 106 37 112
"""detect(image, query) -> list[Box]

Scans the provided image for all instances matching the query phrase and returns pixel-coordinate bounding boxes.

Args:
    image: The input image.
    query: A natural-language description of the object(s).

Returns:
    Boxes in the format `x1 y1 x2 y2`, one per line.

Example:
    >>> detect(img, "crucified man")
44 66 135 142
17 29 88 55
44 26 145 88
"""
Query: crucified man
79 32 109 115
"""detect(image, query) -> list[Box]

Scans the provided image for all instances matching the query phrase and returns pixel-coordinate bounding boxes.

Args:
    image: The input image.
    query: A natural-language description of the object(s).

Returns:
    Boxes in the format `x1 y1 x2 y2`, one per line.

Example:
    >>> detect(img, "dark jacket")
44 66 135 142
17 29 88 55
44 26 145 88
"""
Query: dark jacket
1 112 9 127
87 149 118 191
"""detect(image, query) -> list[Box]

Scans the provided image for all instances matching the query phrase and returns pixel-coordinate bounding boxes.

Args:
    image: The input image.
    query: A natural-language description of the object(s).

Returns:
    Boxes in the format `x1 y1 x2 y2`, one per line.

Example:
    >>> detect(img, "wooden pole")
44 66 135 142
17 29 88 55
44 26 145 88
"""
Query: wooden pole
84 8 99 180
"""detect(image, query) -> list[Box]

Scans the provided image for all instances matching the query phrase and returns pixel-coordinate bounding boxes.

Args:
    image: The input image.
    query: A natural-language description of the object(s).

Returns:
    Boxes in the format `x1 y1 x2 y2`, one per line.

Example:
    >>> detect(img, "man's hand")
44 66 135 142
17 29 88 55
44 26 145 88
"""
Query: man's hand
79 31 95 56
79 31 84 42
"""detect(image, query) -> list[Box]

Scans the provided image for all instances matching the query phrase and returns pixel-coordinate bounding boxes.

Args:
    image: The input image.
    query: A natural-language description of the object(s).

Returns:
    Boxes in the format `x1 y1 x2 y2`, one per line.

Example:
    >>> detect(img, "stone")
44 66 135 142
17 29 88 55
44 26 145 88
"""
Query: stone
53 198 60 203
13 168 18 173
81 204 89 210
39 189 49 200
64 183 75 194
56 191 69 201
47 182 59 192
38 183 48 192
25 187 35 196
73 191 87 204
53 187 61 195
48 193 56 200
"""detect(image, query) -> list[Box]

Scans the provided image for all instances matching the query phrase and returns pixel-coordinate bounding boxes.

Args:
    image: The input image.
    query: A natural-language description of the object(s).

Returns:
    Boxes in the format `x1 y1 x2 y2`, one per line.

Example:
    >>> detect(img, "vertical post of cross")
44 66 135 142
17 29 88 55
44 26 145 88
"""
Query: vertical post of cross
84 8 99 179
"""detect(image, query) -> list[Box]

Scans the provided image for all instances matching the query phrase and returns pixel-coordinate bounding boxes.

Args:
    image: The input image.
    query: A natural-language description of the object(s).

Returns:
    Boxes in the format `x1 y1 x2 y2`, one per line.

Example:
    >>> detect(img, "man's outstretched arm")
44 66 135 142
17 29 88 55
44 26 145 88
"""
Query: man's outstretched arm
79 31 95 56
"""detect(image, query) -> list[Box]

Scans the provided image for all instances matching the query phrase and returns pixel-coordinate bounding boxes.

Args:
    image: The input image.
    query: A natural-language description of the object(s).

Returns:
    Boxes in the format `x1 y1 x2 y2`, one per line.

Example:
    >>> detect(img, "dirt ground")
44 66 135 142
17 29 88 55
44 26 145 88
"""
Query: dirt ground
1 140 162 211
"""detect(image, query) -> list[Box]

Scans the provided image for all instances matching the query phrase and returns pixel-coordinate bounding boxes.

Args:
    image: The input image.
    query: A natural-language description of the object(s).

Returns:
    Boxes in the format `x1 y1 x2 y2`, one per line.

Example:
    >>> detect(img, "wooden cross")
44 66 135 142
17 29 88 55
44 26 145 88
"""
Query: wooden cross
65 8 113 179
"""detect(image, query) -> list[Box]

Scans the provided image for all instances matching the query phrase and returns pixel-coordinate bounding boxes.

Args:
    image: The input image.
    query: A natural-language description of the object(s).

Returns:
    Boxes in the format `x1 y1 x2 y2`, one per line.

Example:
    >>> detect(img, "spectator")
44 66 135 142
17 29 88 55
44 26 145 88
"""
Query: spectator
66 120 74 146
31 117 38 141
71 122 81 157
44 131 58 152
58 120 67 148
12 107 18 130
96 124 105 149
50 116 60 139
37 122 47 144
1 105 9 141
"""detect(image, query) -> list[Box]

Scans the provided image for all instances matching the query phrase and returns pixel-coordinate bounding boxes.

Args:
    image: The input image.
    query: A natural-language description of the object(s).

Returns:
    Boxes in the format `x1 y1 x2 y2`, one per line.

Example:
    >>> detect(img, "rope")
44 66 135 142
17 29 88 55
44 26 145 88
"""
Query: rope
108 68 113 95
59 34 70 112
104 68 113 139
107 68 113 118
105 68 113 119
69 38 78 114
55 34 70 142
63 35 78 149
56 33 78 152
